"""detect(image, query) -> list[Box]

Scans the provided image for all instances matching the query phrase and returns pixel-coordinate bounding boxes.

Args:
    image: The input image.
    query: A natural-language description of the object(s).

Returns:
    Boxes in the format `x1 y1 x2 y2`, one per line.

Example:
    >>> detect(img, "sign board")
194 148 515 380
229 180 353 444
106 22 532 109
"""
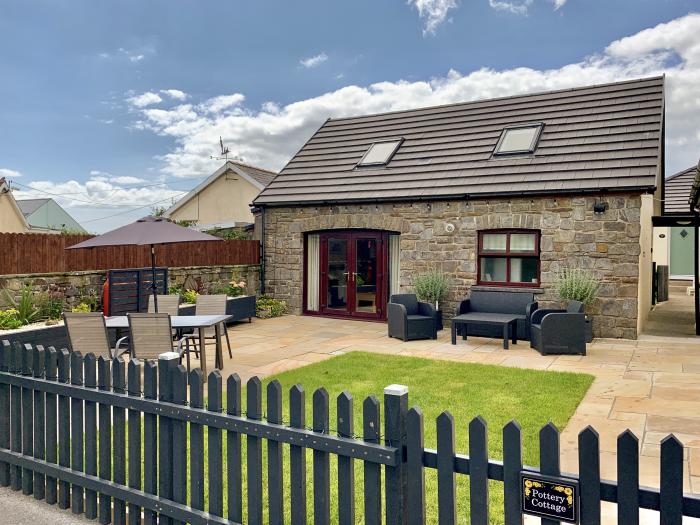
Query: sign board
521 472 579 523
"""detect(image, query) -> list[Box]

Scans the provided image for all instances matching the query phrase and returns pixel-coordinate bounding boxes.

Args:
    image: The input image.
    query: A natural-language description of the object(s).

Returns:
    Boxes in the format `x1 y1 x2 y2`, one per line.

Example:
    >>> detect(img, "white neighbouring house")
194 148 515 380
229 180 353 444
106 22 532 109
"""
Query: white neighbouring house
164 161 276 230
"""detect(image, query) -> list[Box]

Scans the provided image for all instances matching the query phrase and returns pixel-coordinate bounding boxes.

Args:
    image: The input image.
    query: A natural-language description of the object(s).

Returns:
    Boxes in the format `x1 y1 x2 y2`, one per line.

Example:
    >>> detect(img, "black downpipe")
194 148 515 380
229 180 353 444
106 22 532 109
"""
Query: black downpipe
695 218 699 335
260 207 266 295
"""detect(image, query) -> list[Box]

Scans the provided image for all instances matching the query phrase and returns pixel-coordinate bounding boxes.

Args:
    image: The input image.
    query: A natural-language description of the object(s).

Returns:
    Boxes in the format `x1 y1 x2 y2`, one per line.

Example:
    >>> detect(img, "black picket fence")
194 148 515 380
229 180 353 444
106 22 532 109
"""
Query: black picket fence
1 339 700 525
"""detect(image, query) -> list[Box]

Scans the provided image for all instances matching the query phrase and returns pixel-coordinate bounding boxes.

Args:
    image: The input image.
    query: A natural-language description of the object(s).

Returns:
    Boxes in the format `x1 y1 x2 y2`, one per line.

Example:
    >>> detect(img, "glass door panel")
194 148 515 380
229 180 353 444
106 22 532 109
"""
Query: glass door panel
326 238 349 312
354 238 378 314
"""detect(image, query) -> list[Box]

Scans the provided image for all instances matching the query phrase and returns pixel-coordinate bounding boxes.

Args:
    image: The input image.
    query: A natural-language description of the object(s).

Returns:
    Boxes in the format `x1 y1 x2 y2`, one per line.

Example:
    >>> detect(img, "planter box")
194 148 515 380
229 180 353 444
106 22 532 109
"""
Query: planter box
0 322 69 350
179 295 256 324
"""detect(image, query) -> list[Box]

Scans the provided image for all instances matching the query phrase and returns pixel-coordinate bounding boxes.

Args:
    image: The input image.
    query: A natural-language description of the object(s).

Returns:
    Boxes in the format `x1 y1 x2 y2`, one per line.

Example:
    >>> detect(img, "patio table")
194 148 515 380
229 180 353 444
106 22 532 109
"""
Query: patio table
451 312 519 349
105 314 232 374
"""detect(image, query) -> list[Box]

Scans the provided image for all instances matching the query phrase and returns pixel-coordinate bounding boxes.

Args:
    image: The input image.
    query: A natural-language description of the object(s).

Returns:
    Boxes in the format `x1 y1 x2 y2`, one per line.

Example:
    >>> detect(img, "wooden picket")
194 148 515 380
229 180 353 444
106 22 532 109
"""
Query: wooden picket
0 232 259 275
0 340 699 525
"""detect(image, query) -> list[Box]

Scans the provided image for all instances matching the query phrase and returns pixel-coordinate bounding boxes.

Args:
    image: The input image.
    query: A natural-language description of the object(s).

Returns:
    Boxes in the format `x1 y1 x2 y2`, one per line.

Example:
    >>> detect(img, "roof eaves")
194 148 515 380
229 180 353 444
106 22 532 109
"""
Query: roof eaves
254 184 656 208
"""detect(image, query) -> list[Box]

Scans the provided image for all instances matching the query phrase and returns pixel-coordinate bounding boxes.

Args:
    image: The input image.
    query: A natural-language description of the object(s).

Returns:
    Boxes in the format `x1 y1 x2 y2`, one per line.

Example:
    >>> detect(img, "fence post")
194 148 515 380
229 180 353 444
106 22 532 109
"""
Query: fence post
0 341 11 488
158 352 179 525
384 384 408 525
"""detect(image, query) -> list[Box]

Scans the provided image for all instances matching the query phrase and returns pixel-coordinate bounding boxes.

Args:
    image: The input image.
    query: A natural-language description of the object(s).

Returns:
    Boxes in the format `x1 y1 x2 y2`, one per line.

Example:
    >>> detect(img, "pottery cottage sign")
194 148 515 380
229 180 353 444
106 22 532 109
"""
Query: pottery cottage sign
521 472 579 523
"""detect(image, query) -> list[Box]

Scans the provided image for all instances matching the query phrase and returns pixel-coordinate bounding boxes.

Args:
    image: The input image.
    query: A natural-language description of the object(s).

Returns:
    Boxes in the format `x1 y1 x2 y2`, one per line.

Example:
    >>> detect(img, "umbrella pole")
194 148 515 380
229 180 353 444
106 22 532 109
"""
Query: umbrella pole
151 244 159 313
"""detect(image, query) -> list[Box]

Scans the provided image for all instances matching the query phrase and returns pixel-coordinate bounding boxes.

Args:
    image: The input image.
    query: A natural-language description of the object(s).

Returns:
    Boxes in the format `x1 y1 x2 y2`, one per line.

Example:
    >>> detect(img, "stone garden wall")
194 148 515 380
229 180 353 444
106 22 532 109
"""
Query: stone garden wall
0 264 261 310
262 194 645 339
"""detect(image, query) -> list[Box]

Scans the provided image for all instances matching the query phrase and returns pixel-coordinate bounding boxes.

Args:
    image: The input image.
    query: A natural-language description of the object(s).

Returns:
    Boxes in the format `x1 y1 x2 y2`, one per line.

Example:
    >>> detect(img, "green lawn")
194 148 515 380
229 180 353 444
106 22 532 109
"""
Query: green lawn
215 351 593 525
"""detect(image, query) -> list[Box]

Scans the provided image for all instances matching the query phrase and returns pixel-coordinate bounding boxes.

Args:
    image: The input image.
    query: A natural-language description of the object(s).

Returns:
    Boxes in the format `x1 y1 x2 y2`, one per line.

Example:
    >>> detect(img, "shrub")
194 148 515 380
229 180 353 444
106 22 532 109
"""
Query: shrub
555 267 599 307
412 269 449 309
222 230 249 240
2 285 41 325
76 287 100 312
0 309 22 330
39 296 64 320
72 303 92 313
168 284 184 297
226 280 247 297
182 289 199 304
256 294 287 318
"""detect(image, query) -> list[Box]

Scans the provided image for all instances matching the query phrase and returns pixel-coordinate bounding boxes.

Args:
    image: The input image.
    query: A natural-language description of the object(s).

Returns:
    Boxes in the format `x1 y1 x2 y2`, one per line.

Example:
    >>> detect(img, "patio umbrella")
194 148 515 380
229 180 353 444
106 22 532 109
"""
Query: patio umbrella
67 215 222 312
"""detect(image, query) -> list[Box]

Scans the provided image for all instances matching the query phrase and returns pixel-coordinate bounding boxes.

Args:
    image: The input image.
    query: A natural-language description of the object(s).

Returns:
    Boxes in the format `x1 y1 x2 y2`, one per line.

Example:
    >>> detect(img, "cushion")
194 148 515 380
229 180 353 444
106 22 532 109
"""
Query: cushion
469 290 534 315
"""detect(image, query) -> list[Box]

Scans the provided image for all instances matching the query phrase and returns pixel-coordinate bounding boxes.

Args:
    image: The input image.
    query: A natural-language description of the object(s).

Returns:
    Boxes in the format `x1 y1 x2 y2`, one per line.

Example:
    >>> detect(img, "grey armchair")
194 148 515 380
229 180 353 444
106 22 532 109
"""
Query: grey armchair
387 294 438 341
530 300 586 355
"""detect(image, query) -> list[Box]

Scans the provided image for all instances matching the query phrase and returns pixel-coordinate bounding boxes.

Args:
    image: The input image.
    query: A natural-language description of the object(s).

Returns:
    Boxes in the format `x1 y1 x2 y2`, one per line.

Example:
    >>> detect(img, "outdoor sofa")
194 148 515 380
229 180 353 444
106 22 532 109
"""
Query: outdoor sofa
530 300 586 355
455 289 538 341
387 294 438 341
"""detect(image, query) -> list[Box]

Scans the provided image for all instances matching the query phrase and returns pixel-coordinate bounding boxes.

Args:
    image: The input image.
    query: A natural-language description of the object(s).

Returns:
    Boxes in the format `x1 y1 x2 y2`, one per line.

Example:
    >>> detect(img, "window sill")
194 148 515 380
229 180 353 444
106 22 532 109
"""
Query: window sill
471 285 544 294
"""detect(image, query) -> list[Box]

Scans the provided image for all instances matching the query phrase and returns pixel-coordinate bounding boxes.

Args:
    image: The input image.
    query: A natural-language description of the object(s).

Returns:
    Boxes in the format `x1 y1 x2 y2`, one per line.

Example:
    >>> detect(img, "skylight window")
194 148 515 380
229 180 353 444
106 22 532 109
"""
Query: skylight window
493 124 543 156
357 139 403 167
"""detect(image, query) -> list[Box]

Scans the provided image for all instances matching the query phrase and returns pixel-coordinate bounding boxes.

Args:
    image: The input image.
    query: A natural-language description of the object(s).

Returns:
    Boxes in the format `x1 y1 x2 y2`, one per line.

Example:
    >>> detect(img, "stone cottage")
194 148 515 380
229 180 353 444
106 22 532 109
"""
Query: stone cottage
253 77 665 339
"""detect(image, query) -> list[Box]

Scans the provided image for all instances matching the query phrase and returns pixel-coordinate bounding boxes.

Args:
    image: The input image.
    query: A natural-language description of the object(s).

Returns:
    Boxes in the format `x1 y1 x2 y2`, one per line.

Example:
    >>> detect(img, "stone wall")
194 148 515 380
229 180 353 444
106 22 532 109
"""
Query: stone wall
0 264 261 310
261 194 645 339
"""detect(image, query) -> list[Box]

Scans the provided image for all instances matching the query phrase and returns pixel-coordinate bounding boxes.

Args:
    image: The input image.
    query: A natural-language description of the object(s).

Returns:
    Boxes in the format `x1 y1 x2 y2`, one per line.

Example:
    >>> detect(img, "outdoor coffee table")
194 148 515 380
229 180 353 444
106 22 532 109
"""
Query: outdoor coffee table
451 313 519 349
105 314 232 374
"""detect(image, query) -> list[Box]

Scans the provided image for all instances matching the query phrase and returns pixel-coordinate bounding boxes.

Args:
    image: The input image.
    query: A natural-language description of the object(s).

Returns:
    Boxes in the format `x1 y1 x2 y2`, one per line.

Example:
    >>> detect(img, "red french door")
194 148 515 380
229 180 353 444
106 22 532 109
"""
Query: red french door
319 231 388 320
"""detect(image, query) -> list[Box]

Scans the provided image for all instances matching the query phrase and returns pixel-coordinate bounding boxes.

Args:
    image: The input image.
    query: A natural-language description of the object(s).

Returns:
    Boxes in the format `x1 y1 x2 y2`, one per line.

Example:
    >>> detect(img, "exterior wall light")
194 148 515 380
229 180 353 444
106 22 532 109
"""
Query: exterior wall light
593 201 608 214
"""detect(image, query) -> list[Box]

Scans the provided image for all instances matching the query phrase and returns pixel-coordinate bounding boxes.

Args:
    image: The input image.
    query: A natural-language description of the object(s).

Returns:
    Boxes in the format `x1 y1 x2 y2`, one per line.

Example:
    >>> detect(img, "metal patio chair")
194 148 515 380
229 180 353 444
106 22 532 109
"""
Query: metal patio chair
147 294 181 316
184 294 233 359
127 312 192 370
63 312 128 359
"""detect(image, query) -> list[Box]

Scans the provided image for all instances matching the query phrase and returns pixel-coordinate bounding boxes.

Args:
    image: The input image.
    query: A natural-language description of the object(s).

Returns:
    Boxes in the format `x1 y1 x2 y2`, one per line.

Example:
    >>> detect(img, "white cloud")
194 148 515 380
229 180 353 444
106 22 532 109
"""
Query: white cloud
489 0 569 15
489 0 532 15
89 170 148 185
12 176 186 231
0 168 22 179
98 47 152 63
299 53 329 68
409 0 458 34
123 14 700 180
198 94 246 114
118 47 145 63
110 176 148 185
161 89 188 101
128 92 163 108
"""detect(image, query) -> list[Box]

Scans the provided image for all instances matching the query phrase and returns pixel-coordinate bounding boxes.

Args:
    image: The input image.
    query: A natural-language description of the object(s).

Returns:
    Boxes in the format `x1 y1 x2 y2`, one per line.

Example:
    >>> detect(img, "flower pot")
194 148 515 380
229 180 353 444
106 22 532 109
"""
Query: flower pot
585 316 593 343
435 310 444 331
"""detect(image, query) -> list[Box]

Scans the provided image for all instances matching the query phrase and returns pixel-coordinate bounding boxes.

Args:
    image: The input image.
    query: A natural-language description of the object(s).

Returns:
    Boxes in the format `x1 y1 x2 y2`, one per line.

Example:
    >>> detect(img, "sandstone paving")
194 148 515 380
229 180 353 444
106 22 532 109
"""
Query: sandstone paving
183 313 700 516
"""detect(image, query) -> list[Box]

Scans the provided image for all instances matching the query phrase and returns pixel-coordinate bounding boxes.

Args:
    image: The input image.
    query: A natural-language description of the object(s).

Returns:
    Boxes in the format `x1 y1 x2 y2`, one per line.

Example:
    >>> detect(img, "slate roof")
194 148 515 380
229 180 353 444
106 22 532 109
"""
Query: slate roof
235 162 276 187
16 198 50 217
255 77 664 206
664 166 697 214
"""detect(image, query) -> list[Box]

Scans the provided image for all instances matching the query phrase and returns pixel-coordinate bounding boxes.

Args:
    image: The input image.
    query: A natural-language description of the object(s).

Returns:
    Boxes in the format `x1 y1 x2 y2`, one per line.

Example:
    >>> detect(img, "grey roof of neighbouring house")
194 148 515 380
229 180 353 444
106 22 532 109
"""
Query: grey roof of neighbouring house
16 198 51 217
664 166 697 214
254 77 664 206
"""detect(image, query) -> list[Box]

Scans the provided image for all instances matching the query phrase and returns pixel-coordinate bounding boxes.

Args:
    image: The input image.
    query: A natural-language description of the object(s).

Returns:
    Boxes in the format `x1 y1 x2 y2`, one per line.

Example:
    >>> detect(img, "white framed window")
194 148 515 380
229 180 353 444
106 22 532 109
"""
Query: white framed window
357 139 403 167
492 124 543 156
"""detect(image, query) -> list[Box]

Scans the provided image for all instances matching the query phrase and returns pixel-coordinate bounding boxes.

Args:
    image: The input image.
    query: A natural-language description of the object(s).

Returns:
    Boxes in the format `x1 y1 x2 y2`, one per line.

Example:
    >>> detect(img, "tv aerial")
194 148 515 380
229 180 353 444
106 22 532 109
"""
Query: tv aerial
210 136 242 162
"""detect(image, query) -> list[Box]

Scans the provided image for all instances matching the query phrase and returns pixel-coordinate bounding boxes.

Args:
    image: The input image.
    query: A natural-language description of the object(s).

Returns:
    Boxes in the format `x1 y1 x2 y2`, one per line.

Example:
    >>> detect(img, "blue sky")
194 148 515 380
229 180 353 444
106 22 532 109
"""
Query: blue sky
1 1 699 231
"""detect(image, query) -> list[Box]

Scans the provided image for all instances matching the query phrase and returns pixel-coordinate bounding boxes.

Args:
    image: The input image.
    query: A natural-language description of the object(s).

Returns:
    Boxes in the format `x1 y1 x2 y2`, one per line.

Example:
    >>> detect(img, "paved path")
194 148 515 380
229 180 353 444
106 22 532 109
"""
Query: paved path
644 291 696 336
0 486 93 524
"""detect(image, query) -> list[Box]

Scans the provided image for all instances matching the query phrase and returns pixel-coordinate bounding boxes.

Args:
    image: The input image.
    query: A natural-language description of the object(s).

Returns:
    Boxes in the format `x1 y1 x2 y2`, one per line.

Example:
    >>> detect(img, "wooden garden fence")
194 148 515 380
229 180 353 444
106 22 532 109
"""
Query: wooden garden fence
0 233 259 275
1 340 700 525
